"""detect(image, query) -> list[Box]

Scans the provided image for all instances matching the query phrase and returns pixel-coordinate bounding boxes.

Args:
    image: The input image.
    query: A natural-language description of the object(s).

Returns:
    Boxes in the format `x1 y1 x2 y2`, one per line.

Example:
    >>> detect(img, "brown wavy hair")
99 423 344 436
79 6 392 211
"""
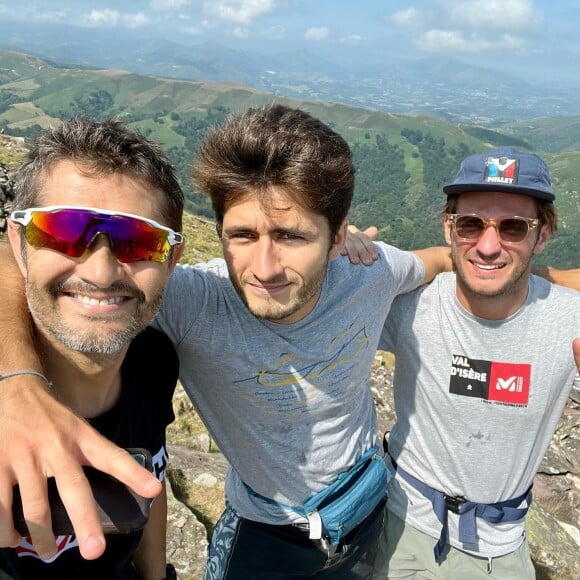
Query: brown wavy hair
192 104 355 238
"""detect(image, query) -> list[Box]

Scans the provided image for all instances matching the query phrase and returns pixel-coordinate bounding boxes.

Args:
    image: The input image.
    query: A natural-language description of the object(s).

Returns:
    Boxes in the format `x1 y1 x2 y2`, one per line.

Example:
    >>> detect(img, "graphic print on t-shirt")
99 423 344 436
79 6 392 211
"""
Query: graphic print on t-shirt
449 354 531 406
232 319 370 414
15 535 78 561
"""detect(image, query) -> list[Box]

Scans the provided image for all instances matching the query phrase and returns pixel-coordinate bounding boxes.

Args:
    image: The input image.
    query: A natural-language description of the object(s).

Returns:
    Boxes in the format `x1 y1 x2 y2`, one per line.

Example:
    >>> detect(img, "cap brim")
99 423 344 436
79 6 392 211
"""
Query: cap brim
442 182 555 202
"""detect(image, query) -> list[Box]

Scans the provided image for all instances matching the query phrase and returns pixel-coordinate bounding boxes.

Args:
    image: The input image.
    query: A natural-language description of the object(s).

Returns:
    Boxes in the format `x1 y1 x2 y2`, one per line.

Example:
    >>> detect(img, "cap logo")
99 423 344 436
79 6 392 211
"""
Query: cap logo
483 156 519 185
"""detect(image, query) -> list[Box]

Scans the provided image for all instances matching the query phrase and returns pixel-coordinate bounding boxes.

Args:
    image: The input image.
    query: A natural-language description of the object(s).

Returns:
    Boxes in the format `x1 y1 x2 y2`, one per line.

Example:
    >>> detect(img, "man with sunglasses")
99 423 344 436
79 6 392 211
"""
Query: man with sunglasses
366 148 580 578
0 117 184 578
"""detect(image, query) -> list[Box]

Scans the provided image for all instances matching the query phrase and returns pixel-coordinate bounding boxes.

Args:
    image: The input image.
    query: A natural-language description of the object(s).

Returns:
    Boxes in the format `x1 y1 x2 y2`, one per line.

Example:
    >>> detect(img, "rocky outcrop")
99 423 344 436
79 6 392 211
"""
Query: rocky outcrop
165 356 580 579
166 481 209 580
0 134 27 232
0 160 15 233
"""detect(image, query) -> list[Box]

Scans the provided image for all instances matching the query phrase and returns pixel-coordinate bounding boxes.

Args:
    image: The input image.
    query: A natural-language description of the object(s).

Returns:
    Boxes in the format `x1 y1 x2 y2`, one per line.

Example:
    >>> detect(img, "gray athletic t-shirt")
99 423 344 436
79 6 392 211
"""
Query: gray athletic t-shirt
380 272 579 557
153 243 424 524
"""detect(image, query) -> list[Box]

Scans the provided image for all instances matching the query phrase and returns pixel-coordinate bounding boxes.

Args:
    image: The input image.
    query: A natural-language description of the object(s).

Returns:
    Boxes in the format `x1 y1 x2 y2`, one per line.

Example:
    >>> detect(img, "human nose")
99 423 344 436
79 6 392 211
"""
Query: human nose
251 237 284 281
475 223 502 256
75 235 125 288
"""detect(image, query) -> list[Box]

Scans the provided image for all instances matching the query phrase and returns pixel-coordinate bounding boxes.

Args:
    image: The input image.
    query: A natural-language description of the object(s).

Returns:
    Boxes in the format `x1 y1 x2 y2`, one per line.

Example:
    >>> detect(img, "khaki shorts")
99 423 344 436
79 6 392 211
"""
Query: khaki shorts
373 509 535 579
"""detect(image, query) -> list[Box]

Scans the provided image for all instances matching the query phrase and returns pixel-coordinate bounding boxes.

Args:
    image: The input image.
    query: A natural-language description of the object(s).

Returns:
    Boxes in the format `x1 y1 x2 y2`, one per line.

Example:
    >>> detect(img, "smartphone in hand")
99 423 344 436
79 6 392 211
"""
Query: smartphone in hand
12 448 153 536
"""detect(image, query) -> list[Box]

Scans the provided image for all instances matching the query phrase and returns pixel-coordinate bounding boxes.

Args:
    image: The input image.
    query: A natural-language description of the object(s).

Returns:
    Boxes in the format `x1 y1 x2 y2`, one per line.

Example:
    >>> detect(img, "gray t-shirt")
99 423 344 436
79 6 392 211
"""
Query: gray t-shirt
380 272 580 557
153 243 424 524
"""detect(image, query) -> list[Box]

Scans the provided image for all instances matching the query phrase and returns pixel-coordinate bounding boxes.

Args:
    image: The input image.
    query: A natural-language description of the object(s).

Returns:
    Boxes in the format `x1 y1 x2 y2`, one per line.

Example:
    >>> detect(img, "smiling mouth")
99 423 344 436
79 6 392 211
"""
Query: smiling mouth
472 262 505 271
69 293 127 306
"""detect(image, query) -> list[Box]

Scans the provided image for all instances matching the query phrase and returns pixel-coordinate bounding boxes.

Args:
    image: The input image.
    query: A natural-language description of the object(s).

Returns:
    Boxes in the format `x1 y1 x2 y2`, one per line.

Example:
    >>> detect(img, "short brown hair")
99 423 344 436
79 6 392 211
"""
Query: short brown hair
192 104 355 237
14 117 184 231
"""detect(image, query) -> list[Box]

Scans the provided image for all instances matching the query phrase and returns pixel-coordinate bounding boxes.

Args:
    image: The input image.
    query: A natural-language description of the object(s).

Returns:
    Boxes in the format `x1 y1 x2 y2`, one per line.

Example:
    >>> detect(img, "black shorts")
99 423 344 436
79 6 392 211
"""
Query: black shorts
204 498 386 580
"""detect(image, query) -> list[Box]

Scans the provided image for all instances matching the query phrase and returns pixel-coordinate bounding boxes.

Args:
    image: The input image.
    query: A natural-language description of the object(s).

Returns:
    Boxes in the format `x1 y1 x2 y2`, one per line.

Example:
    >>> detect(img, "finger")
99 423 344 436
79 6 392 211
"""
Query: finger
353 233 378 265
53 459 105 560
344 228 378 265
363 226 379 240
574 338 580 372
17 466 57 560
57 431 160 560
0 472 20 548
84 441 162 499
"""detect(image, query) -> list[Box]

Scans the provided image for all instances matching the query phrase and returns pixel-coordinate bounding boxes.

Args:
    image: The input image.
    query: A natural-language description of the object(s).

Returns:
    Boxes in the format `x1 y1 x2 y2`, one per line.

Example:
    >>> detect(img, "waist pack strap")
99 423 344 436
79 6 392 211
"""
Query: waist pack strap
392 460 532 563
244 446 386 543
245 446 379 514
300 446 380 514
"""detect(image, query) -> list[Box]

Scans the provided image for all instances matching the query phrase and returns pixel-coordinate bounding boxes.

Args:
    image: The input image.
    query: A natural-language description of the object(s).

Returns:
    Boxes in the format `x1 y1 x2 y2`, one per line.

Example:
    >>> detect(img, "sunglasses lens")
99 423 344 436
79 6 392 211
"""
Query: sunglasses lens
454 216 485 240
26 210 89 257
497 218 529 243
25 209 172 263
453 215 530 243
109 215 171 262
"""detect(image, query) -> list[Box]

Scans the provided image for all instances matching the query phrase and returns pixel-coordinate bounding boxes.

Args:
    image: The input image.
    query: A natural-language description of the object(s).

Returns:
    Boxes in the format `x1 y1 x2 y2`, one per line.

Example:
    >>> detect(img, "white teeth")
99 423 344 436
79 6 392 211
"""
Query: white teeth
73 294 124 306
475 263 503 270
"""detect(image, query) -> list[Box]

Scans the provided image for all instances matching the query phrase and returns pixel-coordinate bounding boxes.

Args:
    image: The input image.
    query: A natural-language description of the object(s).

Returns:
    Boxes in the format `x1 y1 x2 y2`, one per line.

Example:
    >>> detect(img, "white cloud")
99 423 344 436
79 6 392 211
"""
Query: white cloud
123 12 150 29
204 0 276 24
416 29 469 51
389 1 540 55
80 9 120 28
339 34 365 44
391 7 421 29
78 9 151 29
416 29 525 53
304 27 329 41
150 0 191 10
448 0 543 31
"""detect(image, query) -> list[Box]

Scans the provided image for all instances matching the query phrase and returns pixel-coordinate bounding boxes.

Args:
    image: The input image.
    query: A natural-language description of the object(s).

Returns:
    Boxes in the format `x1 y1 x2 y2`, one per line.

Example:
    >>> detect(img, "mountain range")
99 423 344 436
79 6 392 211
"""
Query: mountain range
0 48 578 268
2 19 580 124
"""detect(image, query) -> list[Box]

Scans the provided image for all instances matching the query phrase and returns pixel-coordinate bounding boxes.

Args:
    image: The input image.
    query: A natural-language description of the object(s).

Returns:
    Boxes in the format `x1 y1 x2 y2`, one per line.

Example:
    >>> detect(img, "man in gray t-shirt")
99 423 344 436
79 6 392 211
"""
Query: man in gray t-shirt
150 105 446 579
372 147 580 579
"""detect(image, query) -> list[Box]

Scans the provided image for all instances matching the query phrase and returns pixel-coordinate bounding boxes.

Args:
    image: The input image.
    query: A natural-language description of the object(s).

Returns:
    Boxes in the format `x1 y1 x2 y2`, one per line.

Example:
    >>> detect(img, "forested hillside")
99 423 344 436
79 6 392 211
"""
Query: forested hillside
1 49 578 267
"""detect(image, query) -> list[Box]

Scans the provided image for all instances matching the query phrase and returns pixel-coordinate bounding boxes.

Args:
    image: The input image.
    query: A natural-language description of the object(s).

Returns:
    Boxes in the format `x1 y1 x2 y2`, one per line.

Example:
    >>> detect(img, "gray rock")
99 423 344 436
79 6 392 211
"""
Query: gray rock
166 480 209 580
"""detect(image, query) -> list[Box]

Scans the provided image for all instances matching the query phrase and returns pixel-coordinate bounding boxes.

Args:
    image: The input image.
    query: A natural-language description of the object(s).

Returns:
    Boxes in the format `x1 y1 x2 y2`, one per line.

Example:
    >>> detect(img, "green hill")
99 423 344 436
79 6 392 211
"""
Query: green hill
1 49 578 268
498 116 580 153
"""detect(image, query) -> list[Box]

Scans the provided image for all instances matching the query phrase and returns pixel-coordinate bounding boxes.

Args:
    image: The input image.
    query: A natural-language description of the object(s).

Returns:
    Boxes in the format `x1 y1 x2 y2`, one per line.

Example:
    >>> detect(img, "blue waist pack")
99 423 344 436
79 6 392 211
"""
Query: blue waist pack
248 446 391 545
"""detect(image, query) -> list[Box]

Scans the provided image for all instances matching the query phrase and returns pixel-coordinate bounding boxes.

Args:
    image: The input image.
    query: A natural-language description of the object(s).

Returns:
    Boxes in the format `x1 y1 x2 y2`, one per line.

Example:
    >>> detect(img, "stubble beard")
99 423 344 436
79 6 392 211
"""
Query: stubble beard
452 246 534 302
230 261 328 322
26 280 162 356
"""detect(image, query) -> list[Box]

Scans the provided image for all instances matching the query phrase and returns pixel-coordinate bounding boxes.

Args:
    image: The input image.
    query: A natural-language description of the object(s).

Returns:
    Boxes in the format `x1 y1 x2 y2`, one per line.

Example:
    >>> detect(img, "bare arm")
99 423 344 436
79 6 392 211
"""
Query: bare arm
133 481 168 580
411 246 452 285
533 266 580 291
342 225 451 283
0 242 162 559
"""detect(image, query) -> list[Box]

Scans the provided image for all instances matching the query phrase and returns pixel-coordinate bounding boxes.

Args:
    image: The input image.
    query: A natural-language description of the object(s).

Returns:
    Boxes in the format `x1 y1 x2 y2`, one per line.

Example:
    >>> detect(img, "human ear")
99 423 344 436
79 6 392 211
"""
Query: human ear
7 221 28 277
443 215 453 246
328 220 348 261
168 242 185 269
532 224 551 255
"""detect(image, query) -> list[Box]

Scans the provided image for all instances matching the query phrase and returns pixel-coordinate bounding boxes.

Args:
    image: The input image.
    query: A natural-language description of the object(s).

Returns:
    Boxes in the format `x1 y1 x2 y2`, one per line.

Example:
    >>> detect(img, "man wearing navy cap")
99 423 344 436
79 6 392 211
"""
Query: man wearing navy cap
372 148 580 578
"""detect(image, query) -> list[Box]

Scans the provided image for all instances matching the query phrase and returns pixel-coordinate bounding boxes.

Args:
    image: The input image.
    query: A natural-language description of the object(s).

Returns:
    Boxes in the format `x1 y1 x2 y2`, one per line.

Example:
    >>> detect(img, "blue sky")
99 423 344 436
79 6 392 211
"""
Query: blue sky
0 1 578 84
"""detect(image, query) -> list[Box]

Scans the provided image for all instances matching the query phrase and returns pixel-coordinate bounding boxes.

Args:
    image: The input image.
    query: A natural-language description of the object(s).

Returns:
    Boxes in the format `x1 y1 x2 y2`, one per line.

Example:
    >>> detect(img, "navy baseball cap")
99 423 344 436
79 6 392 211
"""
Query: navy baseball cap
443 147 555 202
